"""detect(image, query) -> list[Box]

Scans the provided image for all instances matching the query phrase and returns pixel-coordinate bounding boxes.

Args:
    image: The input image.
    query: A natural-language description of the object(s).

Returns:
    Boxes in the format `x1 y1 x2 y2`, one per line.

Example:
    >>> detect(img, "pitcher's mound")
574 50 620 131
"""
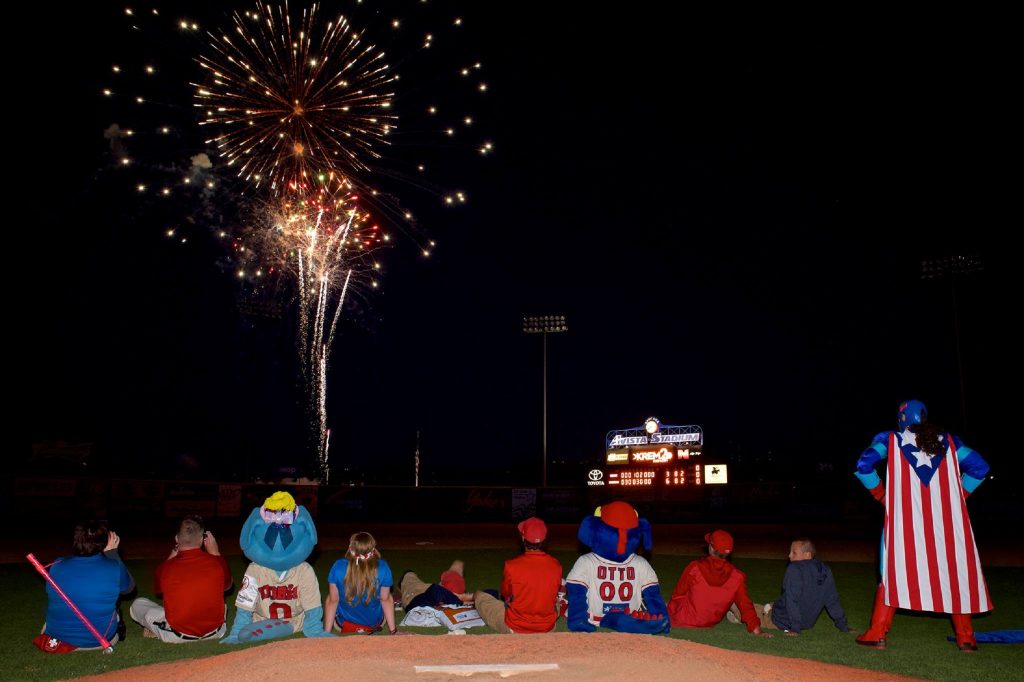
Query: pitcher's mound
79 632 919 681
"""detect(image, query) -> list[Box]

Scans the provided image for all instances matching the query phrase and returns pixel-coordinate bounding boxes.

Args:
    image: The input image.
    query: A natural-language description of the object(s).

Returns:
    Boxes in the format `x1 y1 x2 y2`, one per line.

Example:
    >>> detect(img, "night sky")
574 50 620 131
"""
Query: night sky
27 4 1015 486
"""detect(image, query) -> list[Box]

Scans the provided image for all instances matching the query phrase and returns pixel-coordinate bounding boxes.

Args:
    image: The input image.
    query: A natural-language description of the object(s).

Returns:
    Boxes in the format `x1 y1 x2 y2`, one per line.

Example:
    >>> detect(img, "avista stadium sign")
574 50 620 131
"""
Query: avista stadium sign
605 419 703 450
608 432 701 447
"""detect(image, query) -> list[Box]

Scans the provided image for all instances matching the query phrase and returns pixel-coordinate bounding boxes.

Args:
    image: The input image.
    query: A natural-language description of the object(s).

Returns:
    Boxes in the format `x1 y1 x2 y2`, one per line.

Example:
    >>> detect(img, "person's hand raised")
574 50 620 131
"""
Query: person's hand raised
204 531 222 556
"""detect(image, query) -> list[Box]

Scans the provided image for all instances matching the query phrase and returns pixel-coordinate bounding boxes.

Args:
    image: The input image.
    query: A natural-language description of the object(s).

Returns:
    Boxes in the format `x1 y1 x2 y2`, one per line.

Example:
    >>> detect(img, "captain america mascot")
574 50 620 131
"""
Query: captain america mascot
854 400 992 651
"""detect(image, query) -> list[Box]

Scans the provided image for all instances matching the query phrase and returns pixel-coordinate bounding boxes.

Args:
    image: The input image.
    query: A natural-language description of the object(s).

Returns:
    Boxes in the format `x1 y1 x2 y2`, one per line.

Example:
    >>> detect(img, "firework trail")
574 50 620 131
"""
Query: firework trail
296 199 355 482
261 181 376 480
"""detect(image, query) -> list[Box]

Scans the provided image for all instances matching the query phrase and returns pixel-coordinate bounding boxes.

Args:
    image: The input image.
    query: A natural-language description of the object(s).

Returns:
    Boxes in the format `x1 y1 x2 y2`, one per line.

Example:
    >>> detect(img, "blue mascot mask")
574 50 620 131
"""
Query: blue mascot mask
578 501 653 563
240 491 317 572
898 400 928 430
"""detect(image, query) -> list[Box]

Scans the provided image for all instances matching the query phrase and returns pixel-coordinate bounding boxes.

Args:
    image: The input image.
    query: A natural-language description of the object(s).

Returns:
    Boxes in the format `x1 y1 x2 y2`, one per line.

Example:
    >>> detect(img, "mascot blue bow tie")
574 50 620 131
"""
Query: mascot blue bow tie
264 522 294 550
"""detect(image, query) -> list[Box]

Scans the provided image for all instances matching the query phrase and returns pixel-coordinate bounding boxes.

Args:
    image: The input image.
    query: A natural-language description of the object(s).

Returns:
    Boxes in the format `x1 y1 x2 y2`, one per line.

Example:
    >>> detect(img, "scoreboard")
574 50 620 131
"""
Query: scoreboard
587 418 728 490
605 444 706 487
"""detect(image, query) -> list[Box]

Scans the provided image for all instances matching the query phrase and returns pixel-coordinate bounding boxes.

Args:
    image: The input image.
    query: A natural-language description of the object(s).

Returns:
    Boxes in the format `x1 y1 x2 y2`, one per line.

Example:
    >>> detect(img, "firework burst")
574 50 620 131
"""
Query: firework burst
196 1 397 196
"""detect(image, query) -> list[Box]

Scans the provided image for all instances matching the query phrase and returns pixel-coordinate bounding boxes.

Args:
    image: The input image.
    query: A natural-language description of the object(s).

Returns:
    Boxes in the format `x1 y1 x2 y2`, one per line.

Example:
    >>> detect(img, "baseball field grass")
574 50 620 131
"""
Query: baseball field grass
4 549 1022 681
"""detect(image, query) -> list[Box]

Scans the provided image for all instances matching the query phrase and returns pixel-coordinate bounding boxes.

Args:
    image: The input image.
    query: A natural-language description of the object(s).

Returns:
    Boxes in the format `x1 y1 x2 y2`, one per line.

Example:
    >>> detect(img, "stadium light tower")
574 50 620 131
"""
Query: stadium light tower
921 255 983 427
522 315 568 487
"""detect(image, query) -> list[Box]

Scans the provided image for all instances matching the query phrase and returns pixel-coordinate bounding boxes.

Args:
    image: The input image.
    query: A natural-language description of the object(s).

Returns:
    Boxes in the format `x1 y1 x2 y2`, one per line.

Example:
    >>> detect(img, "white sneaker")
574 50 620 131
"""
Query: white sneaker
725 610 740 624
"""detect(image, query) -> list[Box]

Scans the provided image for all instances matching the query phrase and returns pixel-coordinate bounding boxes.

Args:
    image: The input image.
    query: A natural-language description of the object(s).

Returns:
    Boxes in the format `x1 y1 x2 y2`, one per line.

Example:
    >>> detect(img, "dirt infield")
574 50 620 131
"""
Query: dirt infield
76 633 922 681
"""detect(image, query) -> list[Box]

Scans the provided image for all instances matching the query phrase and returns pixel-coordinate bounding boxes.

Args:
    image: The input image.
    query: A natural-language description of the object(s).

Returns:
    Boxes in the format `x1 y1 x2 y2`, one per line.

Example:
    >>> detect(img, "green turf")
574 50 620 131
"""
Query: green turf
4 549 1021 681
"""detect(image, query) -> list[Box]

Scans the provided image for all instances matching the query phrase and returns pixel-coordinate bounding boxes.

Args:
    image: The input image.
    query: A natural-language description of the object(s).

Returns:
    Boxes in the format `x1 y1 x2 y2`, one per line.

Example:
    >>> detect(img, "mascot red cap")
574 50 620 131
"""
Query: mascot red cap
596 501 640 555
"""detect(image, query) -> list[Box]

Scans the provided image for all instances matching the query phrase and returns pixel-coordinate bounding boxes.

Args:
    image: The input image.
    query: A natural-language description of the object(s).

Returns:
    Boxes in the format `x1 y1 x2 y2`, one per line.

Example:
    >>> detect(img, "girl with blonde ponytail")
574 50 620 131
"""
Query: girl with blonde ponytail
323 532 400 634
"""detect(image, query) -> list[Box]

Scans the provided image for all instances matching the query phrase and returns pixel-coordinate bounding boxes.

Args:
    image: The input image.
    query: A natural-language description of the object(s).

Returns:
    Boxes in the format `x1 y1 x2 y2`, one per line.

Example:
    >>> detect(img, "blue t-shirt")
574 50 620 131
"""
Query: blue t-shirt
327 559 393 627
46 554 132 647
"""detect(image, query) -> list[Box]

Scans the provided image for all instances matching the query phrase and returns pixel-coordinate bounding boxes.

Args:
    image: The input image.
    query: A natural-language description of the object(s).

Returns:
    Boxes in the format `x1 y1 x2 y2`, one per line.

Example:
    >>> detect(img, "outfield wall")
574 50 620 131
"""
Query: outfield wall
5 475 886 525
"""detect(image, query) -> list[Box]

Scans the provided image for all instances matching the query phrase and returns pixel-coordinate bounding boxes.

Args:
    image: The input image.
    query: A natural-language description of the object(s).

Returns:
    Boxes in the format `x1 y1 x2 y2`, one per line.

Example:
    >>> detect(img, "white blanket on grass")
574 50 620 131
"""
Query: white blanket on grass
400 605 485 630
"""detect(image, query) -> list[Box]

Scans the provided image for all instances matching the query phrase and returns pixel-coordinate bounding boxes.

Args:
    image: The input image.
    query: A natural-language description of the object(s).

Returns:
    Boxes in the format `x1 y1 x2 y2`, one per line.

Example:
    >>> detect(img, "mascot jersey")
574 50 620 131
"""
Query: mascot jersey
857 429 992 614
235 562 322 630
566 553 659 626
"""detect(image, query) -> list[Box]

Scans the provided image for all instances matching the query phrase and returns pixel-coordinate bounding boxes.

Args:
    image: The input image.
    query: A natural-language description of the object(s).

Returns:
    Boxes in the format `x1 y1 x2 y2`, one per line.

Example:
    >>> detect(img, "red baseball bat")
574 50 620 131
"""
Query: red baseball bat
27 553 114 653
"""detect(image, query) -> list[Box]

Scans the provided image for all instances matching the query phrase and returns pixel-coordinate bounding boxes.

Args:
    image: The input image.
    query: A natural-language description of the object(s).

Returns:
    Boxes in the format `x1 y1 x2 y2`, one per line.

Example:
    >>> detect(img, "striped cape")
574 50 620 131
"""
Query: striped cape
883 432 992 614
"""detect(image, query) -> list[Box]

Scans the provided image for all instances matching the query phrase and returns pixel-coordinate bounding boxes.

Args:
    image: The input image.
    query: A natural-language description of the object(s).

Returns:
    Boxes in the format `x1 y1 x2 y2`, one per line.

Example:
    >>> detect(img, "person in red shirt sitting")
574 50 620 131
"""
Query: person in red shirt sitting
473 517 563 634
667 530 771 638
130 515 233 642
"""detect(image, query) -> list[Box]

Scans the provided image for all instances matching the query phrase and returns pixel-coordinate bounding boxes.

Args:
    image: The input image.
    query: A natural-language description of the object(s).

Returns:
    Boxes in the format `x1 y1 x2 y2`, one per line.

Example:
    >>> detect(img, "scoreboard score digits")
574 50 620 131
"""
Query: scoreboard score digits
606 463 704 487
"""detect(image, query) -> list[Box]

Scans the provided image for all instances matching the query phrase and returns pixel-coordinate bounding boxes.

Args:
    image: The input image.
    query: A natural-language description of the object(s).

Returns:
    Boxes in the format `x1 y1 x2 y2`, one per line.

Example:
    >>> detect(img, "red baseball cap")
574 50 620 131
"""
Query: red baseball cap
518 517 548 543
33 633 78 653
597 501 640 555
704 529 734 554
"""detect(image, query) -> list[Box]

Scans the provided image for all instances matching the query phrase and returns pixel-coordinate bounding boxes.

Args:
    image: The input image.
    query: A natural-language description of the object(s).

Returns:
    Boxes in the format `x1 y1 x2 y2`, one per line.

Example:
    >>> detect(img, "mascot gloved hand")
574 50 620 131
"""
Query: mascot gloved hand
221 491 335 643
565 501 669 634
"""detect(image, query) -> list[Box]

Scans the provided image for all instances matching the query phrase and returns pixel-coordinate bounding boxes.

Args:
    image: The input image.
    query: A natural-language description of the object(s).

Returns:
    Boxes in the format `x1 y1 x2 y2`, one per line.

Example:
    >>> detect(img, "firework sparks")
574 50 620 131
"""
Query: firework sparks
105 2 491 482
191 3 420 481
195 1 397 196
238 176 381 477
251 176 382 286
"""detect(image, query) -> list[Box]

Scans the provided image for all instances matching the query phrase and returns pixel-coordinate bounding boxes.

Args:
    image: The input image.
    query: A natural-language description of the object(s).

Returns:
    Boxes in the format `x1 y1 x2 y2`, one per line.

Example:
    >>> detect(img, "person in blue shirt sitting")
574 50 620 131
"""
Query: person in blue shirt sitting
41 521 134 650
322 532 402 635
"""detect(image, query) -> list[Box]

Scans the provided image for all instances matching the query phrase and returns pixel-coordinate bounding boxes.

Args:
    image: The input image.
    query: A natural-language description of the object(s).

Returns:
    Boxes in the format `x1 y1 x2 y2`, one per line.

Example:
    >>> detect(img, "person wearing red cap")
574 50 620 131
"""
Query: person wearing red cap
473 517 563 634
667 530 770 637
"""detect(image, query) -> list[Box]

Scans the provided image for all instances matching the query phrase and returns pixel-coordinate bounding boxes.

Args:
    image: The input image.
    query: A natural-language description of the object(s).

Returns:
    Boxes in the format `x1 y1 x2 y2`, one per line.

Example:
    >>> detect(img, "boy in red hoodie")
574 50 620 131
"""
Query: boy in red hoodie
667 530 771 637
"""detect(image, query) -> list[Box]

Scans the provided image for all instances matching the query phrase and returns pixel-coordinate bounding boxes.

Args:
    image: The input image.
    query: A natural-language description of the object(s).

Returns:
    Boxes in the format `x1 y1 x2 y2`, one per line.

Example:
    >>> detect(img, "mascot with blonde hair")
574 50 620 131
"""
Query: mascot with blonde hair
222 491 334 643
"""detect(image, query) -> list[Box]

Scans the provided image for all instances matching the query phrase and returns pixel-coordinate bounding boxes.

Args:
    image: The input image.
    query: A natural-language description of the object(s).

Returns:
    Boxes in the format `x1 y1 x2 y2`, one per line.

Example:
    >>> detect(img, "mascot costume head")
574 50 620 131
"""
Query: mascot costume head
578 500 652 561
221 491 333 643
566 501 669 634
898 399 928 430
240 490 318 571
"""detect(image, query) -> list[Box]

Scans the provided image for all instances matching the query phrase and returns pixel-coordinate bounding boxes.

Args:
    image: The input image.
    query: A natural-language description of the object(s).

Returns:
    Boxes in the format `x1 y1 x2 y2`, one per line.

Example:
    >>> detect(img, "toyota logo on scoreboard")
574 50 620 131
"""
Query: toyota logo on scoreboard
587 469 605 486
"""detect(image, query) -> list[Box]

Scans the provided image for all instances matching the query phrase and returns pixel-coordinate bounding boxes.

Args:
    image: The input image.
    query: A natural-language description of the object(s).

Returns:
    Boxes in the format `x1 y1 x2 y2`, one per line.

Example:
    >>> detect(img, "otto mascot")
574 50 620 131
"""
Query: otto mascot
565 501 669 633
222 491 333 643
